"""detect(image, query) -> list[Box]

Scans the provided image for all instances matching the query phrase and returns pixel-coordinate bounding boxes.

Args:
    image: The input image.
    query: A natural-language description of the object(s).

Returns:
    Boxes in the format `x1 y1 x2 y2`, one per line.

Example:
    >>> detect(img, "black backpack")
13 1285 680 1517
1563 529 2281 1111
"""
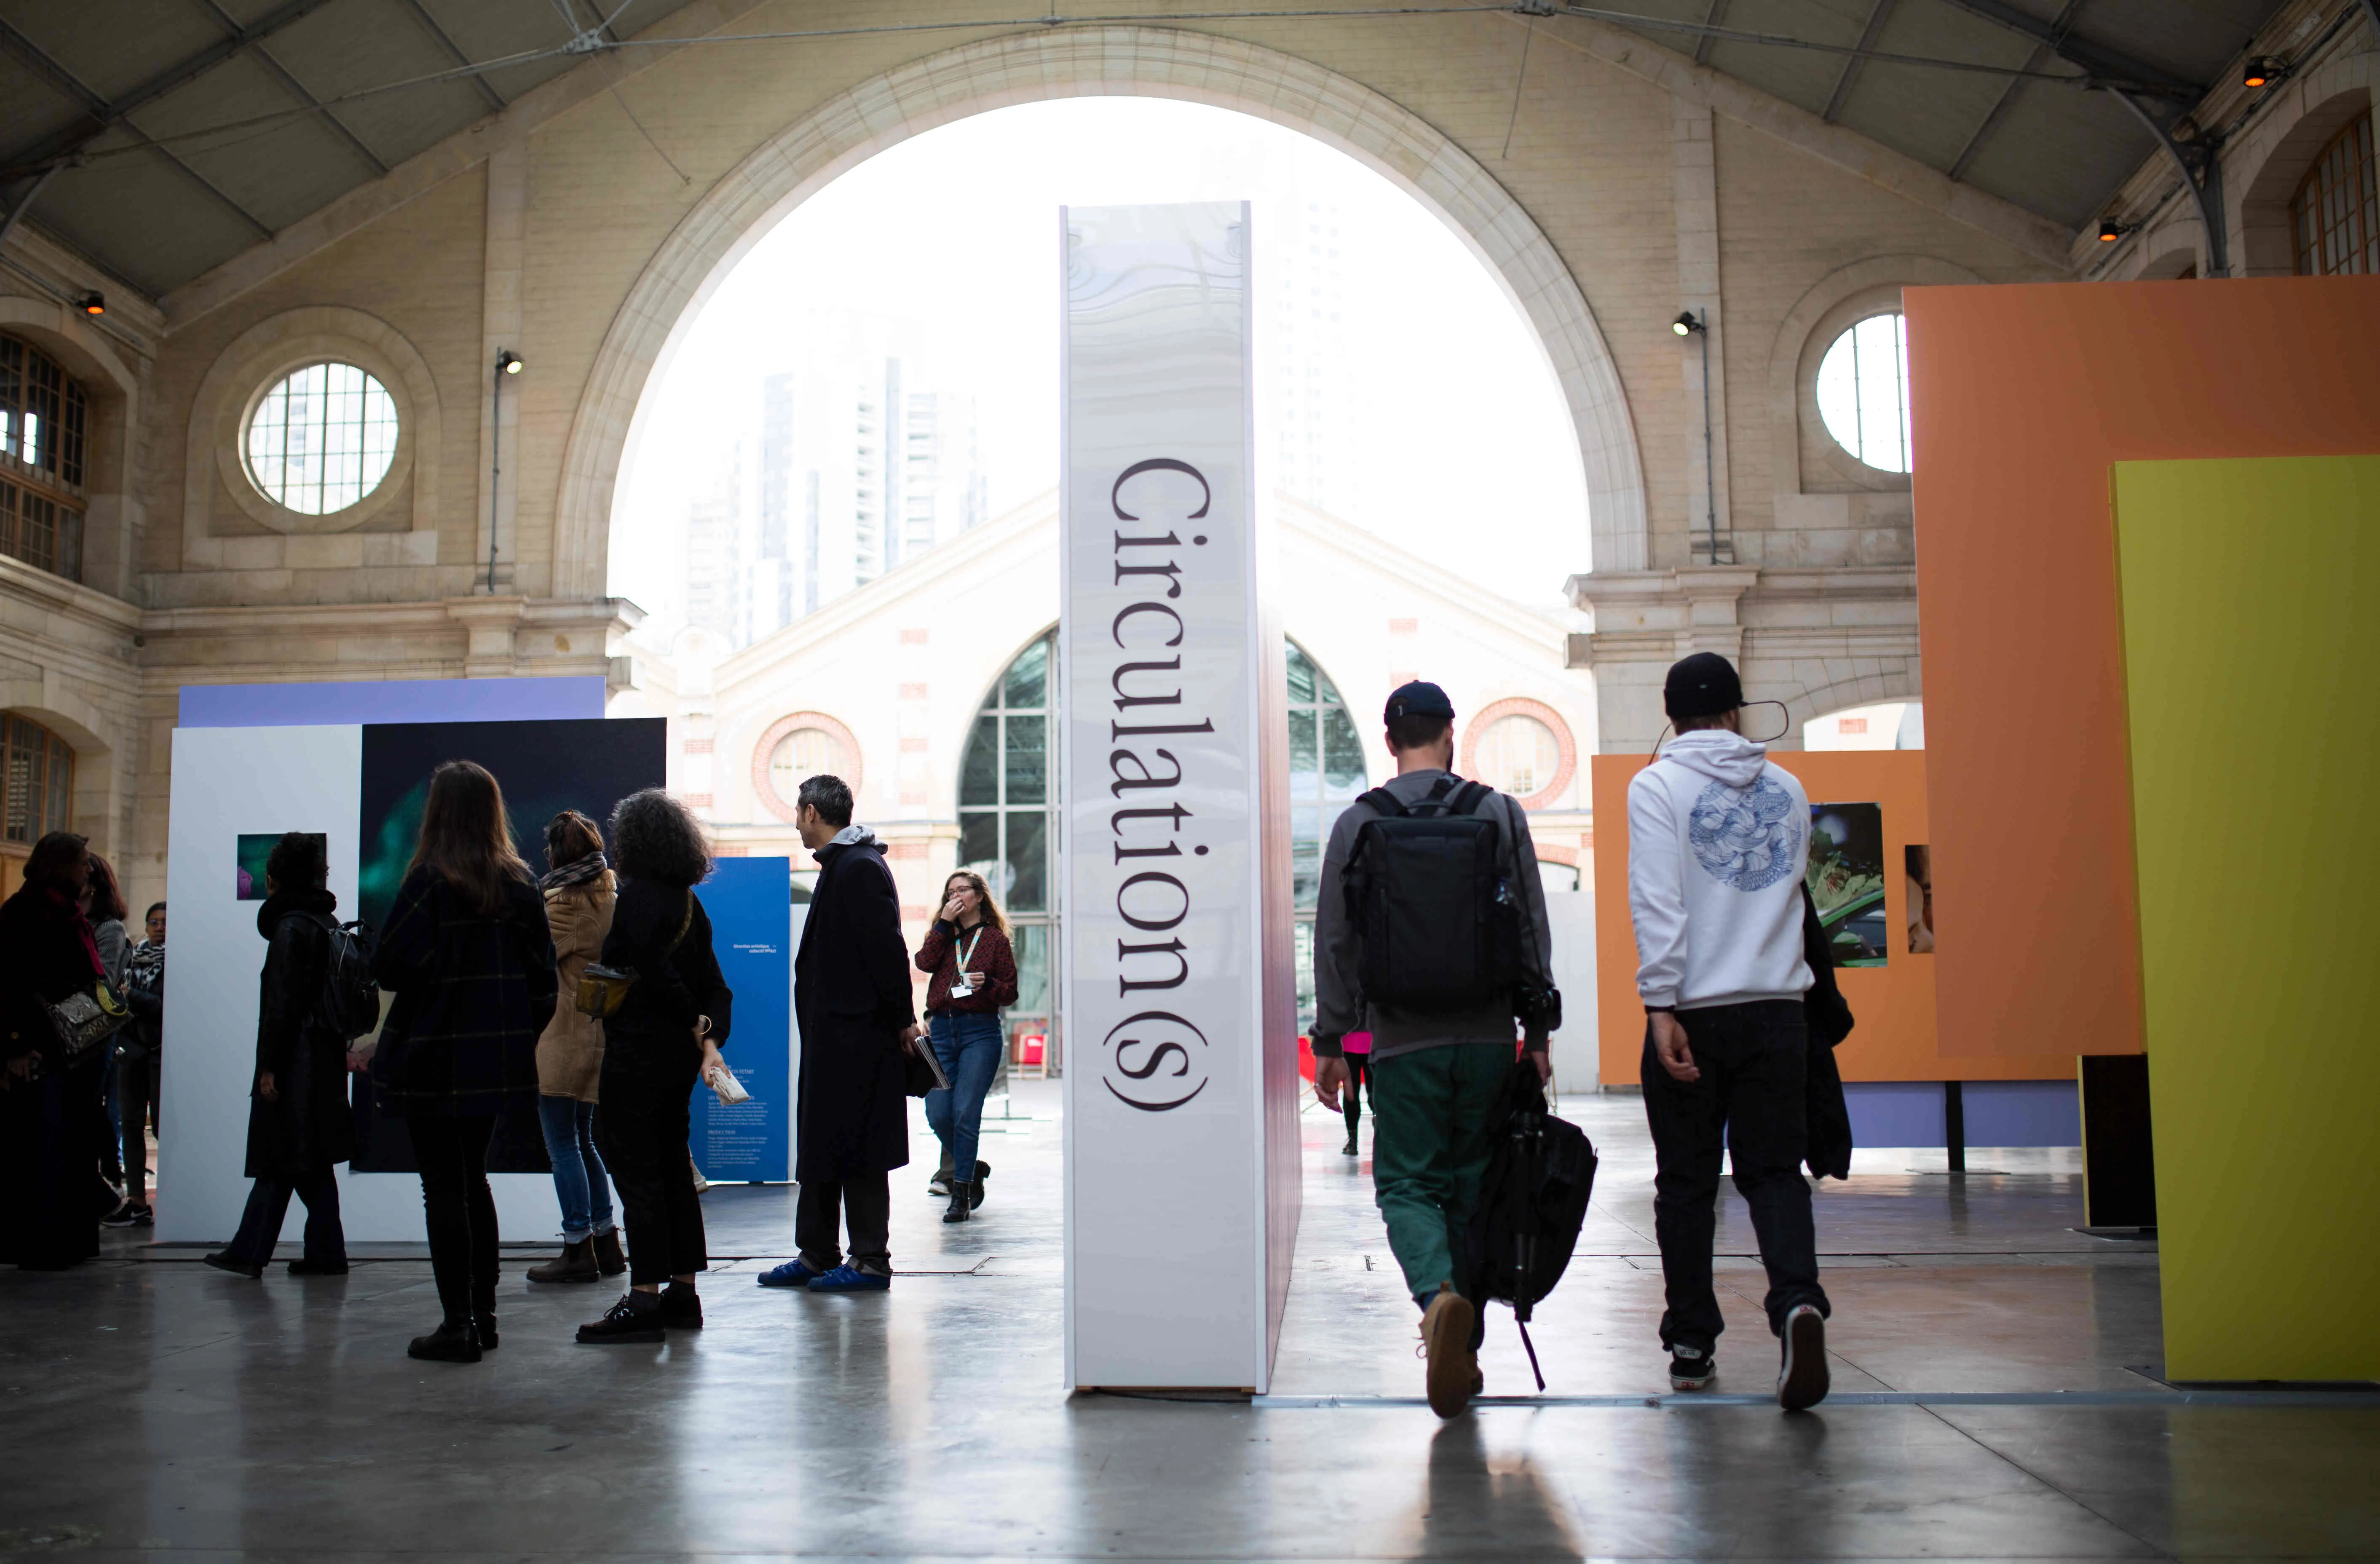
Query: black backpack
1341 775 1522 1013
1464 1058 1598 1390
316 918 383 1042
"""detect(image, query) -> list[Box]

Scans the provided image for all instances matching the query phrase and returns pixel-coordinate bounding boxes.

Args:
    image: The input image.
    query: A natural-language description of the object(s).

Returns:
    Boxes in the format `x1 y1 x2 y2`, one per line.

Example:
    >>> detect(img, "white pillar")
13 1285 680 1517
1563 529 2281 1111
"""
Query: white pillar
1060 203 1298 1392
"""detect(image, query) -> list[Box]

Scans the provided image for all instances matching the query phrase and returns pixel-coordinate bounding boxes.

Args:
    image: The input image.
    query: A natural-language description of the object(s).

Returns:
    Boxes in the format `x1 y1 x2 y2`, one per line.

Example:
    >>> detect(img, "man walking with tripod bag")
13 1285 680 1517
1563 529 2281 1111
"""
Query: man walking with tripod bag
1311 681 1561 1418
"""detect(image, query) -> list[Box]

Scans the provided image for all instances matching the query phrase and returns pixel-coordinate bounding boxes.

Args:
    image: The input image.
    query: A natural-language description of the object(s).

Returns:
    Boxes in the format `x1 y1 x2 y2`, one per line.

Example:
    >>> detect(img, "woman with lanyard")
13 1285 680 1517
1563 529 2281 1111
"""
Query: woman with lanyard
912 871 1017 1224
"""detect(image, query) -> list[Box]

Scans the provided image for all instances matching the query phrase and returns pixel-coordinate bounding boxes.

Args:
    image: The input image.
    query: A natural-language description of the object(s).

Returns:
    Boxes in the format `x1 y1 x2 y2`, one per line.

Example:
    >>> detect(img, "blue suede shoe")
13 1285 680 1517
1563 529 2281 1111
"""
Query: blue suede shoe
757 1258 824 1289
806 1263 891 1293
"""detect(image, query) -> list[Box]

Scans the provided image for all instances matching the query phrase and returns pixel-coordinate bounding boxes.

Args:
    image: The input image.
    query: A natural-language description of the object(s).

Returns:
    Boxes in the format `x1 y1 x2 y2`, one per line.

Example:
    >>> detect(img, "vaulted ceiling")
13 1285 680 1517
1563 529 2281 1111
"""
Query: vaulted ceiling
0 0 2294 304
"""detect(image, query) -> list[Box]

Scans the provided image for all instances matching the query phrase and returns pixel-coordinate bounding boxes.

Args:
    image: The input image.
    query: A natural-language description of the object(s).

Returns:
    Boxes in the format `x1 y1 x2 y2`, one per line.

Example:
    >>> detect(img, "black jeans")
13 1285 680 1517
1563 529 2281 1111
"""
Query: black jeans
226 1164 345 1267
404 1112 499 1322
1641 999 1828 1353
118 1051 159 1206
597 1036 707 1286
1341 1053 1373 1143
796 1172 890 1273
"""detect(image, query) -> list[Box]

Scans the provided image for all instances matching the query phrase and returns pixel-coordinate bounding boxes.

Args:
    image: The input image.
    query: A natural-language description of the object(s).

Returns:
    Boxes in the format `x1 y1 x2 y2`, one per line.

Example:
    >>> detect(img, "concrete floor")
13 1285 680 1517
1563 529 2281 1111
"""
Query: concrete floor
4 1082 2377 1561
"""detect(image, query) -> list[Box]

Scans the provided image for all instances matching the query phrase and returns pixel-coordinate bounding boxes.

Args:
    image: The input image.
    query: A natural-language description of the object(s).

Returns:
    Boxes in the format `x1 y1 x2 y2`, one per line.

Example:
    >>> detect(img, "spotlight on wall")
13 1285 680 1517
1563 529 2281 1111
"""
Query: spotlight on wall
2242 56 2281 88
2097 218 2134 243
497 350 523 375
1672 310 1705 336
75 291 104 316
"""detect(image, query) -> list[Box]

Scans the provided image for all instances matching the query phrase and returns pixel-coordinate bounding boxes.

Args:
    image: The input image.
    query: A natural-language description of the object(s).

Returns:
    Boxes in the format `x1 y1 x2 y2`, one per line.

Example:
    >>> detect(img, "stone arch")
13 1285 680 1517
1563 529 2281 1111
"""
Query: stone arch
0 296 142 597
554 25 1647 595
1780 669 1923 748
2228 54 2378 278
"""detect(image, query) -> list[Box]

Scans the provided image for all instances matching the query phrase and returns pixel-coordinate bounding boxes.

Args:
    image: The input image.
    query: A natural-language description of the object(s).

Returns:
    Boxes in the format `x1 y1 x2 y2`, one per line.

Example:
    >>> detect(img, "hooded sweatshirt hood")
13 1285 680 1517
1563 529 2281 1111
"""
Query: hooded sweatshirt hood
829 824 881 850
1626 733 1812 1011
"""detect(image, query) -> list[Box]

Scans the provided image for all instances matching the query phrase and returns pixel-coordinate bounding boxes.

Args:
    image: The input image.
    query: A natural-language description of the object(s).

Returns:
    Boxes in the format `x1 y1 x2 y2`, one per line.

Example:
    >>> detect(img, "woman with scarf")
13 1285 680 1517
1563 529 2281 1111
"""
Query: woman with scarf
204 831 354 1278
525 810 626 1285
0 832 112 1270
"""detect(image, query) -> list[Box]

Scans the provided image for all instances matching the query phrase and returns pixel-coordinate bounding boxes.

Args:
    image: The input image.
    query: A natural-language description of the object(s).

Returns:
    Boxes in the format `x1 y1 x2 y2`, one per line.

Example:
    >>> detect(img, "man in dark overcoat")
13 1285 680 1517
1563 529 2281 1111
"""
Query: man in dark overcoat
780 773 918 1291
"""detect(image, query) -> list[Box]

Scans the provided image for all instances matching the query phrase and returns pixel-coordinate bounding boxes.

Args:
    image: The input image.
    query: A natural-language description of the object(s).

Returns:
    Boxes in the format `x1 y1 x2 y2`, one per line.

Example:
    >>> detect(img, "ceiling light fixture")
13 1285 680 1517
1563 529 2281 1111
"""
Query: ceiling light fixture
2097 219 2134 243
75 291 104 316
1672 310 1704 337
2242 56 2281 88
499 350 523 375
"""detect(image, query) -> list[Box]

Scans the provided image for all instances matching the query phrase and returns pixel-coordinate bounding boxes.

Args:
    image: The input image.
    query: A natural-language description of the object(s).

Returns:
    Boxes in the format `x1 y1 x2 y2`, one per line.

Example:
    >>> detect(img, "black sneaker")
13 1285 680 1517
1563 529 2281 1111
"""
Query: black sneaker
661 1284 703 1330
1777 1305 1830 1411
577 1293 666 1344
132 1205 154 1228
202 1251 262 1280
1668 1347 1716 1391
1342 1136 1359 1157
102 1203 146 1229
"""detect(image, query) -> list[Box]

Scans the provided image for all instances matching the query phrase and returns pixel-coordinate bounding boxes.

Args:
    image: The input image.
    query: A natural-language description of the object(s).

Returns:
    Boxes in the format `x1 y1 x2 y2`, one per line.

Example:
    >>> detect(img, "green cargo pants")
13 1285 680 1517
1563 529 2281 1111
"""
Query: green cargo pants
1367 1041 1513 1310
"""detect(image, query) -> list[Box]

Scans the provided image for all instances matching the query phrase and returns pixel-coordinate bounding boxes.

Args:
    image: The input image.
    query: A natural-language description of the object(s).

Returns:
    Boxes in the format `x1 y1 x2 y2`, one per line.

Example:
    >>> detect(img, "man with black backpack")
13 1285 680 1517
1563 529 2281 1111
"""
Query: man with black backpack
1311 680 1558 1419
1629 652 1831 1410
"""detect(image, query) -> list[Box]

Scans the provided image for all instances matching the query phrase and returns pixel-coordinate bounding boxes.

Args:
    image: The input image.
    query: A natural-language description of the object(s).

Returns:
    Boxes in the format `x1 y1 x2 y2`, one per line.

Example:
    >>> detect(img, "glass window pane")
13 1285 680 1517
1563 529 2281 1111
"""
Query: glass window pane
1815 313 1912 475
1322 706 1365 797
1010 922 1050 1016
4 719 32 842
1003 636 1048 710
1006 809 1049 913
1293 838 1321 912
246 361 400 514
1288 708 1317 799
1285 641 1317 706
1295 919 1317 1031
958 812 1000 882
1004 714 1047 805
959 715 999 807
46 734 68 834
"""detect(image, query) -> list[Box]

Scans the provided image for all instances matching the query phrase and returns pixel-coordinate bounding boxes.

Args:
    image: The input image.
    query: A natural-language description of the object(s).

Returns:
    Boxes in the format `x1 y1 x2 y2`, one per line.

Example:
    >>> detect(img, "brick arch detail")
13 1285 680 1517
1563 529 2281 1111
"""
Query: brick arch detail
556 25 1647 594
751 711 863 823
1460 696 1577 811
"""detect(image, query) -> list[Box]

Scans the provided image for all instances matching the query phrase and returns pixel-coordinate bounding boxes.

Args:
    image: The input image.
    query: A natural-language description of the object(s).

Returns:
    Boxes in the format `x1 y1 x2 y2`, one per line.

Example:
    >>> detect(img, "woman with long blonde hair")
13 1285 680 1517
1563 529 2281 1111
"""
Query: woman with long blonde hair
911 869 1017 1223
369 761 556 1363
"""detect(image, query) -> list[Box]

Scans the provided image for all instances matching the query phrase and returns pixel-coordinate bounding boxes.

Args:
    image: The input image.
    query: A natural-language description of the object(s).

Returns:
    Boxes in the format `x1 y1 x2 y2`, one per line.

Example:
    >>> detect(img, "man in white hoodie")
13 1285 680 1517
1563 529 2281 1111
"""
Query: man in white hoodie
1629 652 1831 1410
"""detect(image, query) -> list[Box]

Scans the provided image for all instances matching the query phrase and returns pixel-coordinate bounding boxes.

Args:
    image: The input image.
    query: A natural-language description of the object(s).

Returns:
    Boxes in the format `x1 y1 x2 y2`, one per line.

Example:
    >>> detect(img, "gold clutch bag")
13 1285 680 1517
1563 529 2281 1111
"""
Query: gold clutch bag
575 964 636 1018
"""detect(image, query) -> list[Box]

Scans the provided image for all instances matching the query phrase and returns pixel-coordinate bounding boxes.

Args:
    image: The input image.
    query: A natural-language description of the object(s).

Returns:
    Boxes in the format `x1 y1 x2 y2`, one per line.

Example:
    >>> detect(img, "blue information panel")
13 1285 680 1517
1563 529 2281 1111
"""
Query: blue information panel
691 858 792 1183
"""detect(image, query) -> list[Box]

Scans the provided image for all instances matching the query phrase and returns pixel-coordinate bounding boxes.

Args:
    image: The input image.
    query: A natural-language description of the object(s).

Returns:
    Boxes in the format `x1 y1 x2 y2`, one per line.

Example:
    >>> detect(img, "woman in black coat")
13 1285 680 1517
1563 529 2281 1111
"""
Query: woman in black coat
369 761 556 1363
0 832 111 1270
577 789 732 1345
204 832 356 1278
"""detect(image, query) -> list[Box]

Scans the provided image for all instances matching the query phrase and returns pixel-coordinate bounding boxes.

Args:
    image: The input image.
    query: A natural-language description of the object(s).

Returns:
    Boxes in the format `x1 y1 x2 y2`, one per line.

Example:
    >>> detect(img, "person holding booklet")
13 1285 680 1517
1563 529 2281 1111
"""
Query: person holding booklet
913 871 1018 1224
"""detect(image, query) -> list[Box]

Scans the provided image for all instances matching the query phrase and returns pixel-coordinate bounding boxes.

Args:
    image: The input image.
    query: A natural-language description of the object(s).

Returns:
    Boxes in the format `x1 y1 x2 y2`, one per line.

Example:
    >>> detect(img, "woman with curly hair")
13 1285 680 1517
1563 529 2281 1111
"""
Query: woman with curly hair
577 788 732 1345
369 762 557 1363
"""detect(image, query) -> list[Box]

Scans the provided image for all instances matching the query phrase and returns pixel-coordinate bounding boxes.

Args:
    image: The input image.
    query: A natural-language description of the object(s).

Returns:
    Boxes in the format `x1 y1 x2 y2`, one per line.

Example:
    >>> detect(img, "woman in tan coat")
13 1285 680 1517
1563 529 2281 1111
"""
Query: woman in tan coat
527 810 626 1283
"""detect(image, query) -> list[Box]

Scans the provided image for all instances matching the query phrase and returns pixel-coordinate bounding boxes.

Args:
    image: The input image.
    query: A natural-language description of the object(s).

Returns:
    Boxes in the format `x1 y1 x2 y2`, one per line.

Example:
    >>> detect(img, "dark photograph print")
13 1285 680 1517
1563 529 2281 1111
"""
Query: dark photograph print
349 717 667 1173
236 832 319 900
1808 802 1889 968
1906 843 1935 953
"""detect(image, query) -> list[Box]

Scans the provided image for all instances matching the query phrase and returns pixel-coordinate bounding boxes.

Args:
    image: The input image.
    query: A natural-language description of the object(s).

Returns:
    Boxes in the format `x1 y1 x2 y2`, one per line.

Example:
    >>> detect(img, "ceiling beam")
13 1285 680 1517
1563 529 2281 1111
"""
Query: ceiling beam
0 0 340 177
398 0 508 112
1693 0 1727 67
194 0 389 179
0 16 273 240
1947 0 2081 183
1823 0 1899 123
1933 0 2199 99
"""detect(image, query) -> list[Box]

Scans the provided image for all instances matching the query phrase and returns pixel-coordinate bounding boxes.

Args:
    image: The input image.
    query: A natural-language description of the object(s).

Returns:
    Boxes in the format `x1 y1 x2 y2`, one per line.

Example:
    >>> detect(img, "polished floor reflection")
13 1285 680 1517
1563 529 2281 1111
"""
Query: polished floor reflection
3 1082 2375 1560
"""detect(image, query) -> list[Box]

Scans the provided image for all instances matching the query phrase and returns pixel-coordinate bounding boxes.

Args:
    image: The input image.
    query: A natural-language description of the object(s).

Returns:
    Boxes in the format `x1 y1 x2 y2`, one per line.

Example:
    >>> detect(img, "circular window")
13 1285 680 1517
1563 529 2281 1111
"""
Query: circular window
1475 714 1561 799
769 727 848 802
1813 313 1912 474
751 711 862 823
245 362 400 514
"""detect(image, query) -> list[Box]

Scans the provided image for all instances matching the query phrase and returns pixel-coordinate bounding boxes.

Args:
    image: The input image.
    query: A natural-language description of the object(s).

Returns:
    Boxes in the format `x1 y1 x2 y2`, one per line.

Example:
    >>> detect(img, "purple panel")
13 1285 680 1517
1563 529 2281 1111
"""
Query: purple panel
1964 1080 2081 1147
1845 1082 1944 1147
179 677 605 728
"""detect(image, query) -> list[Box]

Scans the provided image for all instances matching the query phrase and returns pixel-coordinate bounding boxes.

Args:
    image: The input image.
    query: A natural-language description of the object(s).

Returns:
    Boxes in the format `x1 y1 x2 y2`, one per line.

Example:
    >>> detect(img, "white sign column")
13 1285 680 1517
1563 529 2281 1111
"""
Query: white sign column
1060 202 1298 1392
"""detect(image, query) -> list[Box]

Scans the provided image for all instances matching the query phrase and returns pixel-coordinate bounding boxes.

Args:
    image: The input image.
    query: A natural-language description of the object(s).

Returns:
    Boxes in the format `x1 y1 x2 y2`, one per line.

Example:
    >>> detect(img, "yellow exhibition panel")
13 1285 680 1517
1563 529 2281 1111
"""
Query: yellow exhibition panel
2113 454 2380 1383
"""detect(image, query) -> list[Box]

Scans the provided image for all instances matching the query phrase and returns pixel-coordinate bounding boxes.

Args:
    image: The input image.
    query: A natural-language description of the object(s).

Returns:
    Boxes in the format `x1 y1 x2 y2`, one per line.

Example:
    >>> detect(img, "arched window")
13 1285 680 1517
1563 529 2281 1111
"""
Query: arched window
2293 113 2377 276
0 712 74 898
1287 641 1367 1030
245 361 401 515
959 633 1055 1039
0 334 89 581
1813 312 1912 474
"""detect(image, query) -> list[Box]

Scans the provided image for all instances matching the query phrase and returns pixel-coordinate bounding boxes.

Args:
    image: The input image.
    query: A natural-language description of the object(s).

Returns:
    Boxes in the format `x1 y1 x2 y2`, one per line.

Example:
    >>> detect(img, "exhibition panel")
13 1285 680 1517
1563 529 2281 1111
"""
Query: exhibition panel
1903 278 2380 1062
2112 454 2378 1383
688 857 797 1184
1060 202 1298 1391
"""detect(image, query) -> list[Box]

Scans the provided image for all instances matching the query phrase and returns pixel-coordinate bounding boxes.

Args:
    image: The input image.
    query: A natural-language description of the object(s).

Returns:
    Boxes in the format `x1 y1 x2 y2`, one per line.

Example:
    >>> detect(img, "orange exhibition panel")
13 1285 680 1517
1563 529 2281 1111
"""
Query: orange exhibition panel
1903 278 2380 1059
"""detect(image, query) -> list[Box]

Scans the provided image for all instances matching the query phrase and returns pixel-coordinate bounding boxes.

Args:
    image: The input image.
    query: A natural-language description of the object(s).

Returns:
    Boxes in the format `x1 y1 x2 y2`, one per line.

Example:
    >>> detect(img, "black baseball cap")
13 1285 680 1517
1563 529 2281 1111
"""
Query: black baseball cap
1384 680 1455 723
1663 652 1743 720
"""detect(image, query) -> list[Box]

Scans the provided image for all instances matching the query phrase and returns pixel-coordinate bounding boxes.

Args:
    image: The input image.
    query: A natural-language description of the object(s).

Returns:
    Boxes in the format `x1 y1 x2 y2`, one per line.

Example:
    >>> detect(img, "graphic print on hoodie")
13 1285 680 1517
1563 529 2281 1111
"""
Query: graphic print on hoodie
1628 730 1815 1011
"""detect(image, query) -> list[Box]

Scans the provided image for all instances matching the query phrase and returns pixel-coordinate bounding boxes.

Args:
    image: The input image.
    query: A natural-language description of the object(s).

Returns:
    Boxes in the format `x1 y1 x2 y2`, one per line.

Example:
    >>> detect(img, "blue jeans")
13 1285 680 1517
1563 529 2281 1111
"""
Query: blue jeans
924 1011 1004 1180
536 1094 617 1242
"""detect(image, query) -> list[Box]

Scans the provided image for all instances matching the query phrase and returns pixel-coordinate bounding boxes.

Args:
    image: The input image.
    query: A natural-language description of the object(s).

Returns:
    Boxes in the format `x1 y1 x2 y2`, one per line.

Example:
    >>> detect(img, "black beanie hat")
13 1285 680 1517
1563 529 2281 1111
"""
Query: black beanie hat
1663 652 1744 721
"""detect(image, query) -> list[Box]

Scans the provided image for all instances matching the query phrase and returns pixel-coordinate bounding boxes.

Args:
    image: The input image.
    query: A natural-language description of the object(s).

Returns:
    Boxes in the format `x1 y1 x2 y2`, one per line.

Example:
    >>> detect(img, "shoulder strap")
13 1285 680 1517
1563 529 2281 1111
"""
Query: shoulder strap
1355 786 1405 819
1445 780 1493 817
664 892 695 958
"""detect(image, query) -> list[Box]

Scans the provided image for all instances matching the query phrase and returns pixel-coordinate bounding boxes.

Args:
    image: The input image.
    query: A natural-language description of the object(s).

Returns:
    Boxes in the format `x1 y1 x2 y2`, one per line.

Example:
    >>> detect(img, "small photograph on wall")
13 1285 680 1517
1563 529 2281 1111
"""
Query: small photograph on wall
235 832 320 900
1809 802 1888 967
1905 844 1935 954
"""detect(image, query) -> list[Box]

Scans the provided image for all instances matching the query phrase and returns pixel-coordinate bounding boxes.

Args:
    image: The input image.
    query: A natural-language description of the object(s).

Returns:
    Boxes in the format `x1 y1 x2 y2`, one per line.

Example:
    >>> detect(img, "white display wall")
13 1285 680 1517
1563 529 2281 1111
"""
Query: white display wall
1060 201 1299 1390
158 725 565 1245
